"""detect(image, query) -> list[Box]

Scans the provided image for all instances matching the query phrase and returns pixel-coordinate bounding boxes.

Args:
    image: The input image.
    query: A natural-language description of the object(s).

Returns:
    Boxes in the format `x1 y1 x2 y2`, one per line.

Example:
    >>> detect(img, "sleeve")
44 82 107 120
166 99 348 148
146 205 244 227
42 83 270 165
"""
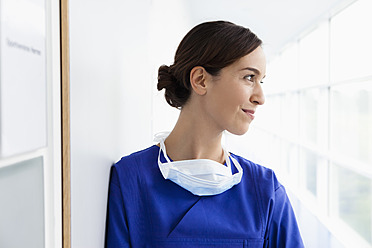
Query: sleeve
105 166 131 248
265 185 305 248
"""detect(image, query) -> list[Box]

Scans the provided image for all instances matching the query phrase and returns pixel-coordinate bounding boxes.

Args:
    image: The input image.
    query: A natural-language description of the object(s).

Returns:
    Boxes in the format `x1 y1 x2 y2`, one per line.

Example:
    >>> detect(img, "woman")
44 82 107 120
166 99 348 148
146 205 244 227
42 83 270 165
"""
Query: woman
105 21 304 247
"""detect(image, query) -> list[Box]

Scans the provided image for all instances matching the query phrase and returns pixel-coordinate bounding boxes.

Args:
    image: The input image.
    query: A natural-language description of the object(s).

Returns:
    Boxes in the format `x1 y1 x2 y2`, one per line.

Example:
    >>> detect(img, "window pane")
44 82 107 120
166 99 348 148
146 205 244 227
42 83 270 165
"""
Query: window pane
280 44 299 90
258 95 282 134
299 22 329 87
331 164 372 243
281 92 299 141
300 149 318 196
0 157 45 247
265 57 281 95
281 141 291 174
265 43 298 93
281 141 299 186
330 0 372 82
330 81 372 164
300 88 328 149
267 135 282 170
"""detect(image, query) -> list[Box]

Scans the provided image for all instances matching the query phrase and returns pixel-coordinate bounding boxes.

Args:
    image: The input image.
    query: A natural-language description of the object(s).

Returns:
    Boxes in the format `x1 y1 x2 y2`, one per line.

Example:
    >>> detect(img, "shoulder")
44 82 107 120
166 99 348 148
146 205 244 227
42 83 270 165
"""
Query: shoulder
115 145 158 167
111 145 159 179
230 153 282 192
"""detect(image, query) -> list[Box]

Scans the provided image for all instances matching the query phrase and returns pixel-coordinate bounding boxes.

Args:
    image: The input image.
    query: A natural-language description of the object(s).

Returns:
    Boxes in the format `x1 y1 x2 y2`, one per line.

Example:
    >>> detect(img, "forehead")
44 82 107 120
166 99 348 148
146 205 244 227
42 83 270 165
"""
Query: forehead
227 46 266 74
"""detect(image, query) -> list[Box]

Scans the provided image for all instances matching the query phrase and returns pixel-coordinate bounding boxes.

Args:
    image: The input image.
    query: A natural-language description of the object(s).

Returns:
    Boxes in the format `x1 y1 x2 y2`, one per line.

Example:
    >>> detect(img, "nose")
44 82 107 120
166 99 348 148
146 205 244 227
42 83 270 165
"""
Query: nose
250 83 265 105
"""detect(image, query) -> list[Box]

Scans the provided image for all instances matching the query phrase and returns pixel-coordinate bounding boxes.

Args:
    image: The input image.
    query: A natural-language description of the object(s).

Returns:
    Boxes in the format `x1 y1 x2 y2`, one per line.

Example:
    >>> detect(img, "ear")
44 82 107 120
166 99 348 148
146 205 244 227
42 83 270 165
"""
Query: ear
190 66 208 96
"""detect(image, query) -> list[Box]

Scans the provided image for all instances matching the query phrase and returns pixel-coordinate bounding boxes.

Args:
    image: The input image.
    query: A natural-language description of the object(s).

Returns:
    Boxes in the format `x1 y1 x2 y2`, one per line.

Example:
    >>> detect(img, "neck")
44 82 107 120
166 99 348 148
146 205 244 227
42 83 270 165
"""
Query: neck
164 102 225 164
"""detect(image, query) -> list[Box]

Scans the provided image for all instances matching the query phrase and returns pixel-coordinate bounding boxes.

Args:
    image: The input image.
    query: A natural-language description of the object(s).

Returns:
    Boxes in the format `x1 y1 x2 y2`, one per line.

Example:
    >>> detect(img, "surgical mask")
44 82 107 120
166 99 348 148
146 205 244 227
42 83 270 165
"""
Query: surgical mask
154 132 243 196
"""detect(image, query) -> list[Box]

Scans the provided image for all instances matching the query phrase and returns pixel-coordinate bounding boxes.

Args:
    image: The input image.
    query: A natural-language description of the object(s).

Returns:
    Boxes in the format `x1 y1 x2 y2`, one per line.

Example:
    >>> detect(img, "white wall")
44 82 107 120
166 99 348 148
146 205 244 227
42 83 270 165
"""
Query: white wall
149 0 191 134
69 1 153 247
69 0 190 247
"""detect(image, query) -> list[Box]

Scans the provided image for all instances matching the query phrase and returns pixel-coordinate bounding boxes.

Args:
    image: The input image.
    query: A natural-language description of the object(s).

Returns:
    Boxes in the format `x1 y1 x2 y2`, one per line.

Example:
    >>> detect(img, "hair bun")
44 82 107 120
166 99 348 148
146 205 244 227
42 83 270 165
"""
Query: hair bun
157 65 190 108
157 65 175 91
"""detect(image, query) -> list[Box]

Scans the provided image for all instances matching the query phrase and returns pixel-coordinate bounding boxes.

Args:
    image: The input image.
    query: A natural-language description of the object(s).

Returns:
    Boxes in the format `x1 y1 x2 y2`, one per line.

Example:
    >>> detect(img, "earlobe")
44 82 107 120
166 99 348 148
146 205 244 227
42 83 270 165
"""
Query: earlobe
190 66 207 96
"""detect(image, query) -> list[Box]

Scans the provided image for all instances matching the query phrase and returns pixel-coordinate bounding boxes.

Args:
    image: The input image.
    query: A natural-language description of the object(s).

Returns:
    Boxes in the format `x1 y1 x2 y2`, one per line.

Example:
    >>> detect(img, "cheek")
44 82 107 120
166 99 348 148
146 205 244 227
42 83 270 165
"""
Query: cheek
205 79 251 118
224 84 250 107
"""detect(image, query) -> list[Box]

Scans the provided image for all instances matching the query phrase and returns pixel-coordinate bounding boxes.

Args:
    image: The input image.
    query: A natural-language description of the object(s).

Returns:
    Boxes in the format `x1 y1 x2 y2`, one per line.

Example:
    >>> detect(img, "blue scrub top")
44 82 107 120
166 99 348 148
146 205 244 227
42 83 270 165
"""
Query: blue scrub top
105 145 304 248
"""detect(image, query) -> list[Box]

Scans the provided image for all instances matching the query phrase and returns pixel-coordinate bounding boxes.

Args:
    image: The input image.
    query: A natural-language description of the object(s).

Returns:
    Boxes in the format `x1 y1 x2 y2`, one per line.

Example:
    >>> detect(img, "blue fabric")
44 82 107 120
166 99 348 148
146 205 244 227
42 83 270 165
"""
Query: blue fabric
105 145 304 248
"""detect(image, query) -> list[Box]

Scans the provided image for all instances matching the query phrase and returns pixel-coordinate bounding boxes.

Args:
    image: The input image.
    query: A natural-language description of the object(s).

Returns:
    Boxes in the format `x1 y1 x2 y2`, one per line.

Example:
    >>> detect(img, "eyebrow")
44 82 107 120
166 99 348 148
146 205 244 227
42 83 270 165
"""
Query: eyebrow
240 67 266 78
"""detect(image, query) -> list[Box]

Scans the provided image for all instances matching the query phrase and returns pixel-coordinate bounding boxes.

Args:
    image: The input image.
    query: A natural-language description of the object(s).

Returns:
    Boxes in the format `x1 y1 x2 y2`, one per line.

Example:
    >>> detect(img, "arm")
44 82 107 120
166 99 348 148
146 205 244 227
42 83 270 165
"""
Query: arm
265 185 304 248
105 166 131 248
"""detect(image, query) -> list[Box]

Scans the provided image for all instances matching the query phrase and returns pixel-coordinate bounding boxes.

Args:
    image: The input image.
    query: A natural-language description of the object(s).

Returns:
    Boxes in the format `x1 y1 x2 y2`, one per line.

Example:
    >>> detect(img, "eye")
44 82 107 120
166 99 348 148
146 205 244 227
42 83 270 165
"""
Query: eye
244 75 255 82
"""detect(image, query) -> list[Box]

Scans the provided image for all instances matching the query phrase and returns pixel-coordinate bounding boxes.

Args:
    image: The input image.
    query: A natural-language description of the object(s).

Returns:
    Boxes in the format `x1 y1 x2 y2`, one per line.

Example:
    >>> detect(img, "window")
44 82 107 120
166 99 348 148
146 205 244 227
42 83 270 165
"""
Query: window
330 0 372 83
299 23 329 88
331 163 372 243
299 88 328 150
300 149 319 197
246 0 372 246
330 81 372 164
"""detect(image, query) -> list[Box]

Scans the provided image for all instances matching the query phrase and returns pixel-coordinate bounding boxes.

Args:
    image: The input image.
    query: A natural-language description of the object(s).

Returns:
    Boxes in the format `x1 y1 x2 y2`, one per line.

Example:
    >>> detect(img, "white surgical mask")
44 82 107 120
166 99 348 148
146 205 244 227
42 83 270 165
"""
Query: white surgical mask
154 132 243 196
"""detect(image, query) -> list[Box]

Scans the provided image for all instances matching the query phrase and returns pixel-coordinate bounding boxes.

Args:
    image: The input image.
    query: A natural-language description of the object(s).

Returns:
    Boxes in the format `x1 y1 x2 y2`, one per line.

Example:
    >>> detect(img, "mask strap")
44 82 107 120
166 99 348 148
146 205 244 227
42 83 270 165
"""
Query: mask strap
230 156 243 174
154 132 172 165
159 140 172 164
155 131 233 168
222 145 232 169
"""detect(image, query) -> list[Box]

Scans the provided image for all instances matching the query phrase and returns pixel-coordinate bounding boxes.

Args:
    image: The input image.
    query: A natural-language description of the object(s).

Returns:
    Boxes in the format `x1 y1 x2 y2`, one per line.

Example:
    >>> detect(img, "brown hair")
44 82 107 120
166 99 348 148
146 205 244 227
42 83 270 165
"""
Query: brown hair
157 21 262 108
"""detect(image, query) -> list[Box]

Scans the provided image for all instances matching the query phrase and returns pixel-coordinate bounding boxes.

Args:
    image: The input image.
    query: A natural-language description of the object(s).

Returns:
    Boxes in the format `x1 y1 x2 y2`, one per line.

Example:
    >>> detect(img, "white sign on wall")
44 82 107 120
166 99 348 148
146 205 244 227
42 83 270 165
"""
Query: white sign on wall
0 0 47 157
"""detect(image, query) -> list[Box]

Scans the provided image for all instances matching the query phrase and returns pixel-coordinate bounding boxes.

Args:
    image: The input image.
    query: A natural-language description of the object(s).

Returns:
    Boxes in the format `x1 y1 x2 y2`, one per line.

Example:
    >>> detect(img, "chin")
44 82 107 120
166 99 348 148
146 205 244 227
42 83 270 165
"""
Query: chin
228 125 250 136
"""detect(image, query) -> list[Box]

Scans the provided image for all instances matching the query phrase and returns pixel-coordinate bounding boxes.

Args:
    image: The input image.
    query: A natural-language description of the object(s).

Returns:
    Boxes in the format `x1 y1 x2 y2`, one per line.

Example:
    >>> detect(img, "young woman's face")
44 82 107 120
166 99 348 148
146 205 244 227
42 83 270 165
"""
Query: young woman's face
203 46 266 135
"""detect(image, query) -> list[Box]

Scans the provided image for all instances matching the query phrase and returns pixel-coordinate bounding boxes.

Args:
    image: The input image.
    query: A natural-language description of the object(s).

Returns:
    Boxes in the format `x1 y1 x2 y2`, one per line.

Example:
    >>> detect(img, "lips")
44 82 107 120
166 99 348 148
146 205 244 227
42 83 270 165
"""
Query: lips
242 109 255 120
